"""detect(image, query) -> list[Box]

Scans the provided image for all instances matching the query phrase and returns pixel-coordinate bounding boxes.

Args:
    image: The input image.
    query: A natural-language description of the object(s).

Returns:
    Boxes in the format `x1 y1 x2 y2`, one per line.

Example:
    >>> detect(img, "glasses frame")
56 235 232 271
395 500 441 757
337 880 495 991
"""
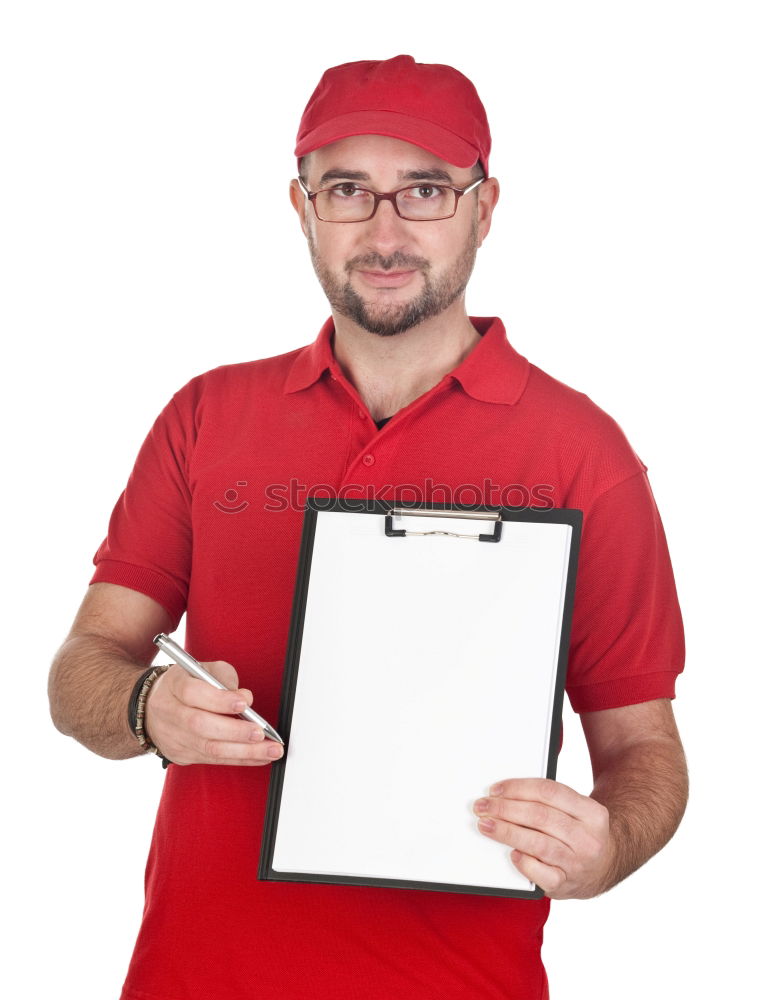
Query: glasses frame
297 175 485 223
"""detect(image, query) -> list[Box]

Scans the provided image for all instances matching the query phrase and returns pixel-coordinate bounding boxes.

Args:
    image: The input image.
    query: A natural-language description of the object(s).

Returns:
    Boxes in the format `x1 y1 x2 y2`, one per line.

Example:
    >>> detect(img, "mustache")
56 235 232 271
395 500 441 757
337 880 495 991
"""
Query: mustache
345 251 430 273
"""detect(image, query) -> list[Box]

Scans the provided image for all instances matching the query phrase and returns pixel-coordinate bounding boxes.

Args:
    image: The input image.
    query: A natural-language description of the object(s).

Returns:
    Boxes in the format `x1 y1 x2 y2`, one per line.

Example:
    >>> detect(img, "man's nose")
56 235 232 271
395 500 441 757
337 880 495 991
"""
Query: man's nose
362 197 410 253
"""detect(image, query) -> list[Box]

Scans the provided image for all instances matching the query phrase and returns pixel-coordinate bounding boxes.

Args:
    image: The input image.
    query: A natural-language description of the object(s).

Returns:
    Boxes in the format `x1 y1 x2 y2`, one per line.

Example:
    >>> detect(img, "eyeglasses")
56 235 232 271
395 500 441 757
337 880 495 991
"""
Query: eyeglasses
297 175 485 223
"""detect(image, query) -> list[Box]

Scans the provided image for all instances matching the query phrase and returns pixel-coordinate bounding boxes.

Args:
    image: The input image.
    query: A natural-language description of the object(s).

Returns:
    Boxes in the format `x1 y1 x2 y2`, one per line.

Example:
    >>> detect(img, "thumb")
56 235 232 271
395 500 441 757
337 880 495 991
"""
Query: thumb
203 659 240 691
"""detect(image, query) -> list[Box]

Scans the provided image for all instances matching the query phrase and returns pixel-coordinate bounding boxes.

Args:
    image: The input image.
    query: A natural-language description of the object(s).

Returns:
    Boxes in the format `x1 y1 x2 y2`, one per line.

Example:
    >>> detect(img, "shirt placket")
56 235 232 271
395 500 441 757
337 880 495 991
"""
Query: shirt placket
326 362 453 500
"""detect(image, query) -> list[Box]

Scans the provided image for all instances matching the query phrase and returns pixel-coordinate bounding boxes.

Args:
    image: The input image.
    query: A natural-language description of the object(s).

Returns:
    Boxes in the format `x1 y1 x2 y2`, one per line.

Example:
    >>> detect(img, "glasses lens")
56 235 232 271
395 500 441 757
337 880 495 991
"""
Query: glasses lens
315 188 376 222
396 185 456 220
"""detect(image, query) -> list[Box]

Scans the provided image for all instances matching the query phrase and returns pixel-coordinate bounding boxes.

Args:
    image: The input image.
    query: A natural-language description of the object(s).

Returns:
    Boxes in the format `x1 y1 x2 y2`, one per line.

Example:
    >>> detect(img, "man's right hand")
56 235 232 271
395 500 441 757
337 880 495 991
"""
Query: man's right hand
49 583 283 764
145 660 284 766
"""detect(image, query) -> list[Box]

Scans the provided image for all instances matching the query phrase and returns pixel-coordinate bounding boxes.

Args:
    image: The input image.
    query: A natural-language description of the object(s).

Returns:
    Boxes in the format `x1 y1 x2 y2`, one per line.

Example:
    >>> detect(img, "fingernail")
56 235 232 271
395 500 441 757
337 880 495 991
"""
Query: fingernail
267 745 284 759
232 701 247 713
490 782 505 796
474 798 490 814
478 818 495 832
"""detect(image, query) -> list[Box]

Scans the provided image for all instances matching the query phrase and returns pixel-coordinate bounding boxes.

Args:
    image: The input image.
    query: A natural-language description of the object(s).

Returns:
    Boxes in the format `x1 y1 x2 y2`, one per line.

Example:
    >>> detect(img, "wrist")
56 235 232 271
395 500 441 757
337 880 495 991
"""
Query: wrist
596 816 624 896
128 665 172 767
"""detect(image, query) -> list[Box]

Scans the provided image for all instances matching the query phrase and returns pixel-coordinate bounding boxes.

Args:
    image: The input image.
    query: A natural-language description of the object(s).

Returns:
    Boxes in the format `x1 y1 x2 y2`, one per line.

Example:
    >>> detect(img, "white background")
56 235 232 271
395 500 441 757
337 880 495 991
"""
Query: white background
2 2 766 997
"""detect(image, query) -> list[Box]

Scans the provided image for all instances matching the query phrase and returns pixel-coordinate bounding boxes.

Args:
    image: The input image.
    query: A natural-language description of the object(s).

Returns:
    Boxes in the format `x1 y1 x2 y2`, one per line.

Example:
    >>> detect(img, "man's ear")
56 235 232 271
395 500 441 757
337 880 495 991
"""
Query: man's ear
289 178 310 238
476 177 500 248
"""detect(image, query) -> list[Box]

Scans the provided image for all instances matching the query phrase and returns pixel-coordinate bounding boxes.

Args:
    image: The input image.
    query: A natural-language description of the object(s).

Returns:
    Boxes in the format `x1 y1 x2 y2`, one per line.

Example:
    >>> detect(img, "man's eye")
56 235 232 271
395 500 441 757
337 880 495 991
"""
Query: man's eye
331 184 366 198
405 185 442 199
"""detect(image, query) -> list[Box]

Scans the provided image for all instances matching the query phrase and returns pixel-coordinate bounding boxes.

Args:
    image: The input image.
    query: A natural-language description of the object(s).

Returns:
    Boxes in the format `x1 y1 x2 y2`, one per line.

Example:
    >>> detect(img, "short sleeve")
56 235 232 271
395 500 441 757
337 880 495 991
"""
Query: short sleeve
565 469 685 712
90 393 193 628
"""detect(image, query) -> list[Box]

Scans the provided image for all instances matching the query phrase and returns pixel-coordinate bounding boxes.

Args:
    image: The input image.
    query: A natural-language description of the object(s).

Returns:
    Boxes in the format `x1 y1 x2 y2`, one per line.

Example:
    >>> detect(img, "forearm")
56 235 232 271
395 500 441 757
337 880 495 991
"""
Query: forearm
590 736 689 893
48 633 151 760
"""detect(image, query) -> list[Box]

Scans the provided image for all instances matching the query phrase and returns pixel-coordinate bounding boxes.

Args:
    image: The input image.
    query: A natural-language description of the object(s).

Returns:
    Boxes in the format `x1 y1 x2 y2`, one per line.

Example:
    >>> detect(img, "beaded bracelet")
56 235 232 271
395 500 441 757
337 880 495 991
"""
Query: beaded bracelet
128 665 172 768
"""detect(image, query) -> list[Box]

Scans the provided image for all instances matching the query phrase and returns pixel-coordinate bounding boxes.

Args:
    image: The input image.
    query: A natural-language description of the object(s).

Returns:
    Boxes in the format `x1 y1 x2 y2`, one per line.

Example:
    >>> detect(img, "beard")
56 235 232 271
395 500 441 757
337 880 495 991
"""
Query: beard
306 216 479 337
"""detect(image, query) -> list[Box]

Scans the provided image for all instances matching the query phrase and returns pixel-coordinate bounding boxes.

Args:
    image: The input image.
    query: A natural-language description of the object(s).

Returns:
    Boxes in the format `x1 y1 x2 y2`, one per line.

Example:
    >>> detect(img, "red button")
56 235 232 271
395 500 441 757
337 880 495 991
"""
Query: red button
362 454 375 467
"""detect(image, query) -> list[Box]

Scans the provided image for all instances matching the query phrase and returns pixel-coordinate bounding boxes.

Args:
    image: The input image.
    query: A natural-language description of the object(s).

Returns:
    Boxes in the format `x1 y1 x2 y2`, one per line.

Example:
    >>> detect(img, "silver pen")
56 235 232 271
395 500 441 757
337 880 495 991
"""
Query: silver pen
153 633 284 745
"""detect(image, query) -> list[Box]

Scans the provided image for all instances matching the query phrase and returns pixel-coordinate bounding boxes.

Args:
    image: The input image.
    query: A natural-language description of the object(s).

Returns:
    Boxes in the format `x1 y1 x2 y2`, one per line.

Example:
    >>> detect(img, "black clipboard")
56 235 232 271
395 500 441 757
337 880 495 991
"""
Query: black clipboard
259 498 582 899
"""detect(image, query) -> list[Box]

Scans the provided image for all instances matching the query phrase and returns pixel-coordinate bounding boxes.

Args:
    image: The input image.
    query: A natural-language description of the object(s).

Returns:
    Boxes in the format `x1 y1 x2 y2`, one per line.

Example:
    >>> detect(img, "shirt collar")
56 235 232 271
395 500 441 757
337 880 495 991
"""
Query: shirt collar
283 315 530 406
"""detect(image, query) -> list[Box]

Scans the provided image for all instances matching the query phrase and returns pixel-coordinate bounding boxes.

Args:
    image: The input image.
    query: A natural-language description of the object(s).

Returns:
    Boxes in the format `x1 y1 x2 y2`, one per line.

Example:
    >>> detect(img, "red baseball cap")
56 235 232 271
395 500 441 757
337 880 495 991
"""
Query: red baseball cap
295 55 491 177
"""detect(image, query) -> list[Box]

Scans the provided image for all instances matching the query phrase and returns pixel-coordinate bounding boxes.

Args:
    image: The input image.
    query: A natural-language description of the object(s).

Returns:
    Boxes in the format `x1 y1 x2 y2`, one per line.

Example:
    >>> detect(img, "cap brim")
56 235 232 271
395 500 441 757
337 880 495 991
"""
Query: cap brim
295 109 479 170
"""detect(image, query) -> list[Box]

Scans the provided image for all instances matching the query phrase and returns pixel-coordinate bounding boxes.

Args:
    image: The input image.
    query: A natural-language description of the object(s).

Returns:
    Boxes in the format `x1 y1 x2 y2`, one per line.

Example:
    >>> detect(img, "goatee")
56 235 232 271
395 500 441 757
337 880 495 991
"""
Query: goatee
307 218 479 337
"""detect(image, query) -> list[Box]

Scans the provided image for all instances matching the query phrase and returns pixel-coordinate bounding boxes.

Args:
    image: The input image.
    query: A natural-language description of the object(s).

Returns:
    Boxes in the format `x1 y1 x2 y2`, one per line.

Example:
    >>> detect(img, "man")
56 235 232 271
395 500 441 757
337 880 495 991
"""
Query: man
48 55 687 999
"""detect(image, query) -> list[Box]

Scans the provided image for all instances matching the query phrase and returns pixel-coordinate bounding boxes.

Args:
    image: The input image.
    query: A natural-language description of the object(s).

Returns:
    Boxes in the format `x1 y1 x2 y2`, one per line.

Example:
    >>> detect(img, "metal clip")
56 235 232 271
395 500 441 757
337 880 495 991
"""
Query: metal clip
384 507 503 542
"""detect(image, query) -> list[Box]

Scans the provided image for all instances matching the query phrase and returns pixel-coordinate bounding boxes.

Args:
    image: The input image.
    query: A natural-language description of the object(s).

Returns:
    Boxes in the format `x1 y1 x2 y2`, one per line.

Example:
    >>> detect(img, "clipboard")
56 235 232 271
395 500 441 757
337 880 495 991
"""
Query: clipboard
259 498 582 899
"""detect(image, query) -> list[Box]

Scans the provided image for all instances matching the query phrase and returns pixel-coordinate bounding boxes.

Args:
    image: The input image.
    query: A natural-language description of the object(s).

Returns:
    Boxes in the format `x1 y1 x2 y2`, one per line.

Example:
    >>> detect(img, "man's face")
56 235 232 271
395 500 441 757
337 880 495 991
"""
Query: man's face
290 135 497 337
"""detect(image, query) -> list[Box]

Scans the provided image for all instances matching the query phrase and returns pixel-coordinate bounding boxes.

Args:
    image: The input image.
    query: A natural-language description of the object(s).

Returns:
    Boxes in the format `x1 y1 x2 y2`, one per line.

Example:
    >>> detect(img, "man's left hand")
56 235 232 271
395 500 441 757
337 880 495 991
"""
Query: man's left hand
473 778 615 899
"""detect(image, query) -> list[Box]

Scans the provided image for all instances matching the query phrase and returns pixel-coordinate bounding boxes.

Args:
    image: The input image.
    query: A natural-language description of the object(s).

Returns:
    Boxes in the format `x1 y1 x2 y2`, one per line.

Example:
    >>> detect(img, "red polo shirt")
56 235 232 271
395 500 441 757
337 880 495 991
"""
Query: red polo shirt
92 315 684 1000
